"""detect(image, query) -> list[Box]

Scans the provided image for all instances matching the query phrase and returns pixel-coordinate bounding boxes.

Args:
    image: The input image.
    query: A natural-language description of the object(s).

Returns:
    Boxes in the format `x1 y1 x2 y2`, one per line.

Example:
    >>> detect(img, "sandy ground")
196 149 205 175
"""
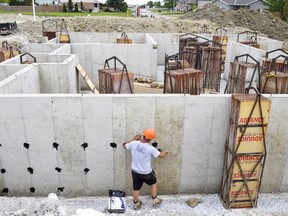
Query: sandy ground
1 192 288 216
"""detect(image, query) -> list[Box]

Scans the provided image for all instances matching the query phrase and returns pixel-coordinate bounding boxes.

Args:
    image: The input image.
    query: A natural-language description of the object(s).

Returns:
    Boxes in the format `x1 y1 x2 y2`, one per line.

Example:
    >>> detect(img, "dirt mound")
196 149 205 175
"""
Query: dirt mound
181 3 288 42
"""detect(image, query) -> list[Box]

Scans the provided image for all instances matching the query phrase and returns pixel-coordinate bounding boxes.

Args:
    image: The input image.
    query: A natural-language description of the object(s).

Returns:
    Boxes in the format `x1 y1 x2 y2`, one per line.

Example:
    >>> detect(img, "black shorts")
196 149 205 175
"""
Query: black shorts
131 170 157 191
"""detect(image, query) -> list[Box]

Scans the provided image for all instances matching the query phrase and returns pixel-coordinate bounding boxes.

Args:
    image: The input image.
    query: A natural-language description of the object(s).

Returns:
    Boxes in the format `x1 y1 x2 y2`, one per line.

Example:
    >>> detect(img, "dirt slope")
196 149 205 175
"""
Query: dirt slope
0 3 287 50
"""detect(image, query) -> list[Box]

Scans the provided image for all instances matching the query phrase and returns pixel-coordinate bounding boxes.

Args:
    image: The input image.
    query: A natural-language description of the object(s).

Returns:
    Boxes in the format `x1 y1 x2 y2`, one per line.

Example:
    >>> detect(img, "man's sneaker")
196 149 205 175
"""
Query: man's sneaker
133 200 142 210
153 197 162 207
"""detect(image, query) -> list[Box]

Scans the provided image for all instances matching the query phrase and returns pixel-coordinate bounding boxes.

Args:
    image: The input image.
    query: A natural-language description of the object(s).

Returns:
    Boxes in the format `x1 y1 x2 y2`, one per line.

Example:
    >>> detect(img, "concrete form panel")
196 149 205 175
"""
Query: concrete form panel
51 96 86 197
179 95 230 193
82 96 114 195
21 67 40 93
20 97 58 195
261 95 288 192
0 97 31 195
154 96 186 194
39 64 55 93
112 97 128 190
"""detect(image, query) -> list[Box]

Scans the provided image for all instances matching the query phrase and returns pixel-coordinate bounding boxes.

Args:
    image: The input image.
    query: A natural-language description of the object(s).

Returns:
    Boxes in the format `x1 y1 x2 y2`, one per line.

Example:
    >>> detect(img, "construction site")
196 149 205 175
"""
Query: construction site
1 3 288 215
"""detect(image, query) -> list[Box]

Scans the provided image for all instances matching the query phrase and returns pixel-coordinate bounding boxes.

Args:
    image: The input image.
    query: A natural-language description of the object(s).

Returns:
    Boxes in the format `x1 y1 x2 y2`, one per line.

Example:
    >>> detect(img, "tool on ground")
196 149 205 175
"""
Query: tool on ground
108 189 126 213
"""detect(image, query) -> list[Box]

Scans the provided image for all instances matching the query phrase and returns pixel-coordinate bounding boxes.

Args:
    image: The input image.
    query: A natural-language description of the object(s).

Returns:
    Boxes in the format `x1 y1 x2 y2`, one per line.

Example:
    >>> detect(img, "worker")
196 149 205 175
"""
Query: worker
122 128 169 210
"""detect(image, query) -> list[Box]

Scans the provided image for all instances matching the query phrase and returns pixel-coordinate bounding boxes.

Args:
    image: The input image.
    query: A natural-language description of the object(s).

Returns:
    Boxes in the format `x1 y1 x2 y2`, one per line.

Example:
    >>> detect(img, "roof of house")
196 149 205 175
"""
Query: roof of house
212 0 266 5
179 0 198 3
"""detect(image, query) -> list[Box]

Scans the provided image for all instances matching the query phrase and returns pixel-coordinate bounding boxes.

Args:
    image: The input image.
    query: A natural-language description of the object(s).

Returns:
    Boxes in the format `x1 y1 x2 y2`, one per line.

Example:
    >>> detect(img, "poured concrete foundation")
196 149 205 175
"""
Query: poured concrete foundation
0 32 287 197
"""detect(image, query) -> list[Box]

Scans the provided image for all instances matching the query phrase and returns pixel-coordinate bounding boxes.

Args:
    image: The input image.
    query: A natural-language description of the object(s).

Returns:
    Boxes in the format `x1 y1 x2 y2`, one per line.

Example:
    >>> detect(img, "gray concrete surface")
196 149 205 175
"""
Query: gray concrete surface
0 94 288 197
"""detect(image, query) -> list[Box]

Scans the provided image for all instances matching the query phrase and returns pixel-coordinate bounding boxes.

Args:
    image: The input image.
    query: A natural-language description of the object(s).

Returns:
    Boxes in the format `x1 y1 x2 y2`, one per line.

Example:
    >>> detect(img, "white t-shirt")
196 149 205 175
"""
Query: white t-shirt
126 140 160 174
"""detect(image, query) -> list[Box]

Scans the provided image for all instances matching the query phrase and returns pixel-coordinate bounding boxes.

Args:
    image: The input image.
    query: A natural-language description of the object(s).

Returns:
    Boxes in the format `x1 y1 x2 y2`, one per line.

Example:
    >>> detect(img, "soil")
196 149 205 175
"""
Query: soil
0 3 288 50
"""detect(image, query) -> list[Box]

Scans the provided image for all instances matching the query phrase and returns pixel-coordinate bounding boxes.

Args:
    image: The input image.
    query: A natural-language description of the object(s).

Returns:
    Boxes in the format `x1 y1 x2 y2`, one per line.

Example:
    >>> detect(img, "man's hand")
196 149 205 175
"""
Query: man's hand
133 134 141 141
159 149 169 158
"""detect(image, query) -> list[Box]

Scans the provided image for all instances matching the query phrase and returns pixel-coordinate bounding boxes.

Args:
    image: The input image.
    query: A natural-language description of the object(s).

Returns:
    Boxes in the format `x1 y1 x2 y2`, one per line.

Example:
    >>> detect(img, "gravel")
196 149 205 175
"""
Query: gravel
0 193 288 216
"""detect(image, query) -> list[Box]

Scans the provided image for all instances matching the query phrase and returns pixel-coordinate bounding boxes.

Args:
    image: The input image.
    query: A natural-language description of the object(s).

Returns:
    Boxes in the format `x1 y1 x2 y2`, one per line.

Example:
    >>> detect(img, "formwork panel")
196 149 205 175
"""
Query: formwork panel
154 97 185 194
51 97 86 196
112 97 128 190
164 68 203 95
180 96 229 193
57 64 69 93
81 96 114 195
98 68 134 94
0 98 31 195
20 97 58 194
221 94 271 208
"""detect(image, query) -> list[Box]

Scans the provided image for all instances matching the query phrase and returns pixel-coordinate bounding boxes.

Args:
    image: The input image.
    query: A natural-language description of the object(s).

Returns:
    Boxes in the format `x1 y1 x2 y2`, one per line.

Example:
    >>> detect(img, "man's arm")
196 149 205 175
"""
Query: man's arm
122 134 141 150
158 149 168 158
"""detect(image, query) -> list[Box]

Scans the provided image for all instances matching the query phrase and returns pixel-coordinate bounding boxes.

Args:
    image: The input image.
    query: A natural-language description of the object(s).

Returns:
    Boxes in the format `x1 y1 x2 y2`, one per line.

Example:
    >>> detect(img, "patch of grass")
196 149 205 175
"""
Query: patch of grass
158 11 185 16
0 10 134 17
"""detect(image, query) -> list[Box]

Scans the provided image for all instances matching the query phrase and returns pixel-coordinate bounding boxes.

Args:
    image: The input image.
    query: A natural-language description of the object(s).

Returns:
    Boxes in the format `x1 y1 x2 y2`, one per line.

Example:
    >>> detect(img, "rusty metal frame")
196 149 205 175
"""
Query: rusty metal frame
178 33 210 52
103 56 133 94
198 40 222 92
225 54 261 94
20 52 36 64
163 51 201 94
221 87 268 208
261 54 288 94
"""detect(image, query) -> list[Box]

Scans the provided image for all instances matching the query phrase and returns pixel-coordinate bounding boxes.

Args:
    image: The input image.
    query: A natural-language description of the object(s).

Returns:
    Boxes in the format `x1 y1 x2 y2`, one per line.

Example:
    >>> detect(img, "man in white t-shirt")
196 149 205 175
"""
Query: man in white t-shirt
123 128 168 210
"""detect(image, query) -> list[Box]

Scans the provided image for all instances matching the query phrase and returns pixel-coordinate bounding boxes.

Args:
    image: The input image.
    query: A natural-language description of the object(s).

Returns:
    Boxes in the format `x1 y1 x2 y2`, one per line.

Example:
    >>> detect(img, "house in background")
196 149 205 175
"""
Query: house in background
177 0 197 11
178 0 268 11
211 0 268 10
60 0 103 12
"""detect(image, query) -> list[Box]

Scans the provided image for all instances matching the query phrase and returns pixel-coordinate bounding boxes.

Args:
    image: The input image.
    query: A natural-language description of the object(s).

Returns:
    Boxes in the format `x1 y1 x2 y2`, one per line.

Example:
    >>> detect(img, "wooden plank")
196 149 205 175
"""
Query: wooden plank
76 64 99 94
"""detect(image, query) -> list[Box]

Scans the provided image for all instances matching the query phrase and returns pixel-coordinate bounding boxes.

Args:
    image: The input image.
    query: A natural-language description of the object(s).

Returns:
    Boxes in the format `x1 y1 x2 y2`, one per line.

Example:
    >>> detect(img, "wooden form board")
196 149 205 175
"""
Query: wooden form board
226 61 259 94
228 94 271 154
76 64 99 94
164 68 203 95
221 94 271 209
98 68 134 94
261 71 288 94
200 47 222 92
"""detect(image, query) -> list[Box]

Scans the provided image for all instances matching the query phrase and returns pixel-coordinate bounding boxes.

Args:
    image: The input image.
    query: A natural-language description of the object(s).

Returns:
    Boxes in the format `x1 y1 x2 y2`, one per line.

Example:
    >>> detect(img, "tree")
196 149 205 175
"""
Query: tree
154 1 161 8
106 0 126 11
9 0 32 5
163 0 175 10
147 1 153 8
67 0 73 11
263 0 288 20
63 3 67 12
80 0 84 11
74 2 79 12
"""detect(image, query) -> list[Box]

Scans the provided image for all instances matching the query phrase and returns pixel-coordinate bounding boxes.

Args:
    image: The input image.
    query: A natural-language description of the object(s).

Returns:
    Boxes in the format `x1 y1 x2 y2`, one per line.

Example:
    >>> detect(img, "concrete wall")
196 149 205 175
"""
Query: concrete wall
38 54 79 93
0 94 288 196
0 54 79 94
67 32 146 44
0 65 40 94
0 65 28 82
72 43 158 88
22 44 64 54
223 39 284 81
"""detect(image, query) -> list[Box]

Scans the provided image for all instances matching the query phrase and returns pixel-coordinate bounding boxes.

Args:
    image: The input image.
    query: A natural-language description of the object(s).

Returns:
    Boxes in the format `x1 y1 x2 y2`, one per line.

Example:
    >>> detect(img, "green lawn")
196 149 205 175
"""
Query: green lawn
0 10 134 17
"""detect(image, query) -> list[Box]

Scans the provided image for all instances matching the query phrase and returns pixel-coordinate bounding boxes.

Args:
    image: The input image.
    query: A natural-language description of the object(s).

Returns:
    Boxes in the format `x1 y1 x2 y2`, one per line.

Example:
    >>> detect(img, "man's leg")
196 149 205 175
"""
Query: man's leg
133 190 140 203
150 183 157 198
133 190 142 210
150 183 162 206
